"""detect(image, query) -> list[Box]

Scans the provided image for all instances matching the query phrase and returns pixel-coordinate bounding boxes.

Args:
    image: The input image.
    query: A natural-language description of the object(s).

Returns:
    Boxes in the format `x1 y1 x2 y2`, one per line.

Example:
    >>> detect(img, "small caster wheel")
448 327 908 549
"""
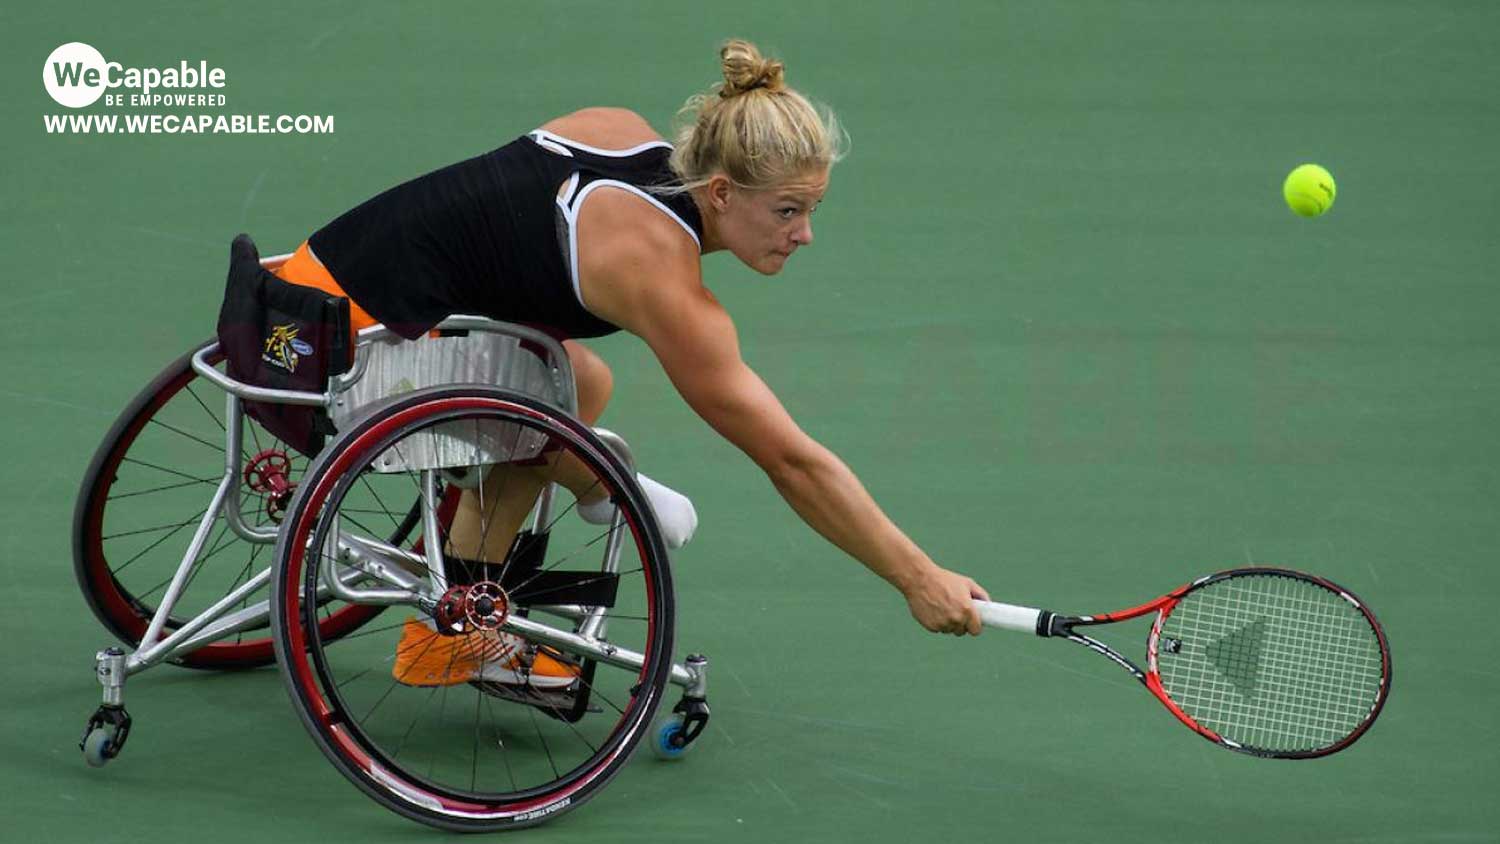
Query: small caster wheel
79 703 131 768
651 693 709 760
82 727 117 768
651 714 690 760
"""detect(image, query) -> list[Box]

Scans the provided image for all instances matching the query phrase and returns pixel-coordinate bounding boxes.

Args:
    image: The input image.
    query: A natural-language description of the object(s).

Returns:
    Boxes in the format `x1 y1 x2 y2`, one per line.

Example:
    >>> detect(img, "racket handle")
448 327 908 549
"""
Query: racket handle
975 601 1043 635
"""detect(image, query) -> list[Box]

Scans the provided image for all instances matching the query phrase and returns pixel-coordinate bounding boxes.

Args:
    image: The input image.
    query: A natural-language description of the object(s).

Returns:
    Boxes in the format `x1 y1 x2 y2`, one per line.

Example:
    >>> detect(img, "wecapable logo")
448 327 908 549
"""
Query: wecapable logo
40 41 333 135
43 42 226 109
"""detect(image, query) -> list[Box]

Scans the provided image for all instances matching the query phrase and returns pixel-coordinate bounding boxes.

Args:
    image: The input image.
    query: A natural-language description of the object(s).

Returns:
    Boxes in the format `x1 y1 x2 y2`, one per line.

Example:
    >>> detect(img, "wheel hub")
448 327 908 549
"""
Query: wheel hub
433 580 511 634
242 449 295 522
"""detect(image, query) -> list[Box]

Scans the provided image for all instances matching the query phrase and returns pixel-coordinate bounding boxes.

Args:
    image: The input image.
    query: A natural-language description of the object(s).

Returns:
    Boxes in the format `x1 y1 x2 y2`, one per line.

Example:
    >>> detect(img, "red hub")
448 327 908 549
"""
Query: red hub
464 581 510 630
433 581 511 634
242 449 295 522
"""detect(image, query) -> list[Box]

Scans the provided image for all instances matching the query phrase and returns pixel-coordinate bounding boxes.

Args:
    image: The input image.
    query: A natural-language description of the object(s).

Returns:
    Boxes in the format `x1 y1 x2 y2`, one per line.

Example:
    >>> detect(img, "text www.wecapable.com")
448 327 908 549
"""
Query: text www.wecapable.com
43 113 335 134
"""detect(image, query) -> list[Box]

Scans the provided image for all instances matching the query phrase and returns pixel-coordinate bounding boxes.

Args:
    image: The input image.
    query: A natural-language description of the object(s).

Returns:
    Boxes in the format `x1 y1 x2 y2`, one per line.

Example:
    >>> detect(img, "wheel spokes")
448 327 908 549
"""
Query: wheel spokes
294 403 667 806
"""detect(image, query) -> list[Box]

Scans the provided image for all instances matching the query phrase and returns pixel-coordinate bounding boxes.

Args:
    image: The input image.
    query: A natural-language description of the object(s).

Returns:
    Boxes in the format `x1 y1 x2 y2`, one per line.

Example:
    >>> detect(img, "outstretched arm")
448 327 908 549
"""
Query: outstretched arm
589 232 988 634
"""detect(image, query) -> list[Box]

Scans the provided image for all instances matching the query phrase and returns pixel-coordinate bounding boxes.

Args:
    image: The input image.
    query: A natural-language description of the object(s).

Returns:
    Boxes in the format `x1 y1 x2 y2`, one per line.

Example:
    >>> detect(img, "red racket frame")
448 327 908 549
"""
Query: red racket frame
1035 567 1391 759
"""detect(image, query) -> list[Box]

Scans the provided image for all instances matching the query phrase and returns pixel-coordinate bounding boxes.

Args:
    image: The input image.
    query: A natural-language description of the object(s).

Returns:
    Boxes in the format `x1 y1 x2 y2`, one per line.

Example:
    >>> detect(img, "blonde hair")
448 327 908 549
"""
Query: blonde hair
668 39 846 193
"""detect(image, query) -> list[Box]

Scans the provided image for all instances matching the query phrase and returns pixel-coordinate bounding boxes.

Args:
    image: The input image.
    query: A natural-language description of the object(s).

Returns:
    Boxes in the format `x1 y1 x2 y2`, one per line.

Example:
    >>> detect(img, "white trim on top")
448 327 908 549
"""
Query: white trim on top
528 128 672 158
531 133 573 157
558 179 701 311
557 172 580 207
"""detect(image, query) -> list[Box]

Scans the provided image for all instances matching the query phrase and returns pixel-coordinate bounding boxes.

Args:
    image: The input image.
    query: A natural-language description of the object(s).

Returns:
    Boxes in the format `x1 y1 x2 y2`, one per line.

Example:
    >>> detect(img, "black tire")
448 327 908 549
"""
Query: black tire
73 342 389 668
270 385 675 831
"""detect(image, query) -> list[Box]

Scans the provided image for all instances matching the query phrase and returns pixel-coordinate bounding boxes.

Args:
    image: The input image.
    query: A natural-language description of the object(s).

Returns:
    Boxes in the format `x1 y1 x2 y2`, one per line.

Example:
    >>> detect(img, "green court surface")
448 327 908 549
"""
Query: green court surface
3 2 1497 841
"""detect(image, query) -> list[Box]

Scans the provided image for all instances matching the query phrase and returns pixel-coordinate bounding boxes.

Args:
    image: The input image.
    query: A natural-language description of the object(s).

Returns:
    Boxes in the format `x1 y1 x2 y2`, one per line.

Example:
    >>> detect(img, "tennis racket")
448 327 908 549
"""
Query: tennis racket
976 566 1390 758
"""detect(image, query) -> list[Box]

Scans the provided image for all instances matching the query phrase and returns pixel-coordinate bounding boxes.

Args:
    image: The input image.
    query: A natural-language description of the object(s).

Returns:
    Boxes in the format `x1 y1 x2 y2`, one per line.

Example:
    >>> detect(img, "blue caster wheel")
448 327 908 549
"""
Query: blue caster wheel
79 703 131 768
651 714 690 760
651 694 709 760
82 727 117 768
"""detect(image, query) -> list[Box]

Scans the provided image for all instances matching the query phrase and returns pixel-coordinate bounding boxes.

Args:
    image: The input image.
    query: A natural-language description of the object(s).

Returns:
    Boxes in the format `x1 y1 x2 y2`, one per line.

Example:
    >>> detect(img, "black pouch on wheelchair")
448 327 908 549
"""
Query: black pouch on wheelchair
215 234 351 457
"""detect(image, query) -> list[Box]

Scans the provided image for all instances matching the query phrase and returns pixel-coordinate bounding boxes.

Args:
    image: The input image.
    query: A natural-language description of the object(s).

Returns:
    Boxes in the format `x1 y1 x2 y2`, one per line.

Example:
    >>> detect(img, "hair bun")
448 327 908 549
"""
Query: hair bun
719 39 784 97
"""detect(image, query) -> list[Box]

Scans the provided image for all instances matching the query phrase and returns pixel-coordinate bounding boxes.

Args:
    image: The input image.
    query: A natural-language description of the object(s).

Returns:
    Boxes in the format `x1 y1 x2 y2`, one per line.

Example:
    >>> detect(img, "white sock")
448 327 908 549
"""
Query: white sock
577 472 697 550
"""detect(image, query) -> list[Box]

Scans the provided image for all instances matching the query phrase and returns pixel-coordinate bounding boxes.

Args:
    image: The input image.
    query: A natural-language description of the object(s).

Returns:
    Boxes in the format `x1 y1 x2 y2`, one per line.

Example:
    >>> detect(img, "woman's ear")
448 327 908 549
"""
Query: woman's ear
706 174 734 212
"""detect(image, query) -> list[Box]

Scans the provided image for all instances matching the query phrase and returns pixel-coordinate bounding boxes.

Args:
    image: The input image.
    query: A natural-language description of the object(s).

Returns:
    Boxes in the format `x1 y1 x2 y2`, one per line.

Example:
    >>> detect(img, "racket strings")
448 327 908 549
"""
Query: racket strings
1155 574 1385 754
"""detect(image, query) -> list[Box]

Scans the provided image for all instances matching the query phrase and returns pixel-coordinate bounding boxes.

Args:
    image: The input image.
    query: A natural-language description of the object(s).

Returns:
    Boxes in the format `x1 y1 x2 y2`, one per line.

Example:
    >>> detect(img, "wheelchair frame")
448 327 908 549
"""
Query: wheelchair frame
80 251 710 830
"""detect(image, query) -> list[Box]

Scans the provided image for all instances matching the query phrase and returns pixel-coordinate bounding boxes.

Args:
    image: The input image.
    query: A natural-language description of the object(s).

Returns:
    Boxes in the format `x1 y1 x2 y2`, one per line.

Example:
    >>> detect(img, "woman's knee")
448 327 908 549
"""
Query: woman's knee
564 341 613 423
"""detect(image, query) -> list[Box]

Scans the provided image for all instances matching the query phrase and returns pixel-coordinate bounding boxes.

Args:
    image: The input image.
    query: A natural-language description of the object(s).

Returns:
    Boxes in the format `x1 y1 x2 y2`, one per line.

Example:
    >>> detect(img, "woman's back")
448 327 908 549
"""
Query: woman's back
538 107 662 155
306 108 695 340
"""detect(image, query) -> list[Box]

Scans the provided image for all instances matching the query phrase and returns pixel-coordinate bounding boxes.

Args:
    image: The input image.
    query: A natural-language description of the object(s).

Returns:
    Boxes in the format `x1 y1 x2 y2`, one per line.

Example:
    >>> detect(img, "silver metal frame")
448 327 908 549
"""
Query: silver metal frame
103 287 706 699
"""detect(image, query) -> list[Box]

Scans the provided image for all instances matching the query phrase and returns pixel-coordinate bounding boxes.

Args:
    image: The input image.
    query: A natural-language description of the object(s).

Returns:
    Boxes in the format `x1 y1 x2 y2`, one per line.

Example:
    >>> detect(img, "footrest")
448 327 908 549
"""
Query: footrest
470 681 602 717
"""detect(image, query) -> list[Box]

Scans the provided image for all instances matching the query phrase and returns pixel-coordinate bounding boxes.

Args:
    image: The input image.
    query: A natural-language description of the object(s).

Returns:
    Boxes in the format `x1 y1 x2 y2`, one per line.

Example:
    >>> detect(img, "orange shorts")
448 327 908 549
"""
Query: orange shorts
272 242 379 331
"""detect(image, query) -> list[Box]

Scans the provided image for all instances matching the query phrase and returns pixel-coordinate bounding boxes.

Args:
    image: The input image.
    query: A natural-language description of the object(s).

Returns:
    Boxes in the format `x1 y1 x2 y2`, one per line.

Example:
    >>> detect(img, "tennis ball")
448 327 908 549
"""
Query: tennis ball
1283 163 1336 217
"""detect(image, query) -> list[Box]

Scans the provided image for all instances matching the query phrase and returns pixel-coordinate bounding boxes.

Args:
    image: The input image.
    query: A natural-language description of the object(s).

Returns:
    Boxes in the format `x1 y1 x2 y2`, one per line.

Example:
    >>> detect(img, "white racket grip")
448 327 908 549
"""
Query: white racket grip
975 601 1042 635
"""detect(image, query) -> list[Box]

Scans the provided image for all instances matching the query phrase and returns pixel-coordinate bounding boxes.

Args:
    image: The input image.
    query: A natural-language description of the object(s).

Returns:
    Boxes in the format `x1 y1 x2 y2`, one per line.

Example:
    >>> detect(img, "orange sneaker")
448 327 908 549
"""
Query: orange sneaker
391 617 580 690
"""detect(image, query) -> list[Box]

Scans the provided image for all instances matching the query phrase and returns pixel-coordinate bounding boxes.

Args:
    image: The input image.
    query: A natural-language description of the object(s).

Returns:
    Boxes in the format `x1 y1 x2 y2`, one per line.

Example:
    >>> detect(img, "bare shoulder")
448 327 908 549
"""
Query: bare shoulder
539 107 663 149
575 187 702 330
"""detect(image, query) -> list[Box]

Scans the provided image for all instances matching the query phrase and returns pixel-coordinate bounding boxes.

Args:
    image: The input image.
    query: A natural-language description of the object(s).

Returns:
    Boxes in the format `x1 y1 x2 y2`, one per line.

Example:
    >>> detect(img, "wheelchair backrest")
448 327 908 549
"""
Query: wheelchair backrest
216 234 350 456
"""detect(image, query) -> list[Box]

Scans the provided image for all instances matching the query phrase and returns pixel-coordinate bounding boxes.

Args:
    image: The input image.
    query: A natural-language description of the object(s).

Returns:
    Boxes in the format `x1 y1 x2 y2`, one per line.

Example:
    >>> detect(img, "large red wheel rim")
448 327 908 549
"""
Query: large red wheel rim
277 395 671 821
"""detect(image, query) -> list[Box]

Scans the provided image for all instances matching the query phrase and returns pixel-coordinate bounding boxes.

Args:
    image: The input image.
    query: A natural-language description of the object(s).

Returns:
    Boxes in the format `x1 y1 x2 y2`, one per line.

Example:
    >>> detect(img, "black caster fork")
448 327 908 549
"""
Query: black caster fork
80 647 132 767
651 654 710 759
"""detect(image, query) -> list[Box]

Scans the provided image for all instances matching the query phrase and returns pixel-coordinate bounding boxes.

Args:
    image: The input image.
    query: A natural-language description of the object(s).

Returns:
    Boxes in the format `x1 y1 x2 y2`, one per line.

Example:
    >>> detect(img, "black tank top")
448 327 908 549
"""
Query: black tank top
307 129 704 340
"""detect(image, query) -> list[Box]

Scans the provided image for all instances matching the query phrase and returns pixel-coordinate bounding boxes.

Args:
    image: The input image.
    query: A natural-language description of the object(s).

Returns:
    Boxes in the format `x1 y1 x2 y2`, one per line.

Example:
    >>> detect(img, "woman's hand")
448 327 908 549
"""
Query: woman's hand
902 566 991 636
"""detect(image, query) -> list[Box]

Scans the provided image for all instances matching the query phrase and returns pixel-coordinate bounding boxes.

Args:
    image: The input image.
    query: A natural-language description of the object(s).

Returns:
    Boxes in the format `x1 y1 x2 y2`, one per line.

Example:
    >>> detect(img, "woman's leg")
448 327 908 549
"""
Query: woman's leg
445 341 613 562
565 339 614 426
395 342 614 688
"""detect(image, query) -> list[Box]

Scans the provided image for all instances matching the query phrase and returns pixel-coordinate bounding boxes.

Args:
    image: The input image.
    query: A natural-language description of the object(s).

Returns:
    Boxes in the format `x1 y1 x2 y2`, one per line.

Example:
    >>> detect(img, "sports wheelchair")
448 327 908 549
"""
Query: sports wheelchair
73 239 711 831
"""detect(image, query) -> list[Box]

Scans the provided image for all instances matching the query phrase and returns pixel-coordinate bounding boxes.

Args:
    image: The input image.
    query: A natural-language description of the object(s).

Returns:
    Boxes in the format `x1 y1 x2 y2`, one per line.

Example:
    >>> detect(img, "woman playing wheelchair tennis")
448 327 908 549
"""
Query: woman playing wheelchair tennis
272 39 991 688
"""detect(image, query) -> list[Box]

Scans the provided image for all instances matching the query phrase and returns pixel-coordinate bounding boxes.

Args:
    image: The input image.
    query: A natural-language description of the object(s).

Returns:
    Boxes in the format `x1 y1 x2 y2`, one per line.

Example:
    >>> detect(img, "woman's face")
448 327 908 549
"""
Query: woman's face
709 170 829 276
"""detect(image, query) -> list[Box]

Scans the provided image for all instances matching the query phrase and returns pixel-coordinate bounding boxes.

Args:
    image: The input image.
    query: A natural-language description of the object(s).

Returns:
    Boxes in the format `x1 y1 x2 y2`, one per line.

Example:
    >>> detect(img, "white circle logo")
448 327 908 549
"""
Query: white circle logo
43 42 108 108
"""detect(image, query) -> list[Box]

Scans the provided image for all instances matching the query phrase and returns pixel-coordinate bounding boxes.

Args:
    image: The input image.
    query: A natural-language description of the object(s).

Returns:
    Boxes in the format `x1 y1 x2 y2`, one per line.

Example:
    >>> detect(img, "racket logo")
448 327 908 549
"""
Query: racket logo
1201 618 1269 700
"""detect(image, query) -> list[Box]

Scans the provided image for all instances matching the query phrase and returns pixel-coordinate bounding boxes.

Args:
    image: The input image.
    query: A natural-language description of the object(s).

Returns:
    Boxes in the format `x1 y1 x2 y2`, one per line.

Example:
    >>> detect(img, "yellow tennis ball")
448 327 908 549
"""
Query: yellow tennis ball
1283 164 1336 217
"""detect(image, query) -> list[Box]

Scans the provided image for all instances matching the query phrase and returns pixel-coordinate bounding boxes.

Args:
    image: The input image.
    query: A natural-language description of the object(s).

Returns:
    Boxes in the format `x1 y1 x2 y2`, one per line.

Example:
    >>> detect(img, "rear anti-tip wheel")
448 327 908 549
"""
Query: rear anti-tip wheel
79 704 132 768
81 728 117 768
